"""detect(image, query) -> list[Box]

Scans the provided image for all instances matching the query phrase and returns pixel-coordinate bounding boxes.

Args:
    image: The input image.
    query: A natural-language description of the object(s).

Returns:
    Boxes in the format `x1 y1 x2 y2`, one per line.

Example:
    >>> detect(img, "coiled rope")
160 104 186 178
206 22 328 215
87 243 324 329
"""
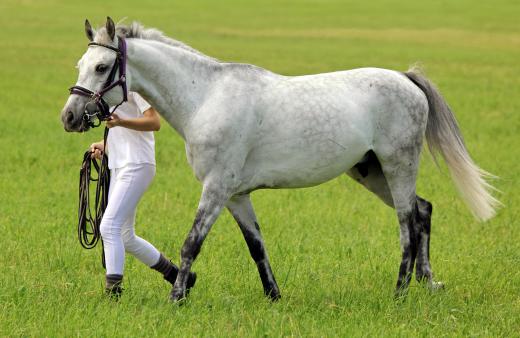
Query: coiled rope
78 127 110 268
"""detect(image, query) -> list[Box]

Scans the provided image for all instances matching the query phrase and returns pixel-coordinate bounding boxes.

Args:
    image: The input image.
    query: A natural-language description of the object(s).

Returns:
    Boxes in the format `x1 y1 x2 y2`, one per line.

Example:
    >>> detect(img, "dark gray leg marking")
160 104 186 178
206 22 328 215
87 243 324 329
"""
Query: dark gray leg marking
239 220 280 300
395 196 443 297
227 195 280 300
170 210 206 301
415 195 444 290
415 196 432 282
170 190 226 302
395 205 420 297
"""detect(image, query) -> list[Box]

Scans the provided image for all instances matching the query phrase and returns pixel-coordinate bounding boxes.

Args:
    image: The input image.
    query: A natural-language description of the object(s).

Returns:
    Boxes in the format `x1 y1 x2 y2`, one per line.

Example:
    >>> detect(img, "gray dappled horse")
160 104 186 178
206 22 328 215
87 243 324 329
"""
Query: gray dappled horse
61 18 499 302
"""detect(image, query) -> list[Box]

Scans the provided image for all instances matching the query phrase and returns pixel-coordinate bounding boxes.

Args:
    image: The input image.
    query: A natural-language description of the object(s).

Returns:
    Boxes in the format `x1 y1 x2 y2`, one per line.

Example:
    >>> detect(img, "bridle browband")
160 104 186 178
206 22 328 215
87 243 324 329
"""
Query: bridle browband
69 37 128 128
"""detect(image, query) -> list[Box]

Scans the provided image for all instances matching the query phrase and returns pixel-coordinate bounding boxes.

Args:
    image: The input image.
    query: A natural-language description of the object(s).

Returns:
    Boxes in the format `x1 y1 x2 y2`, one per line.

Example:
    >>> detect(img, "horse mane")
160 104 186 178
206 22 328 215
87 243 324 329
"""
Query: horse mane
115 22 217 61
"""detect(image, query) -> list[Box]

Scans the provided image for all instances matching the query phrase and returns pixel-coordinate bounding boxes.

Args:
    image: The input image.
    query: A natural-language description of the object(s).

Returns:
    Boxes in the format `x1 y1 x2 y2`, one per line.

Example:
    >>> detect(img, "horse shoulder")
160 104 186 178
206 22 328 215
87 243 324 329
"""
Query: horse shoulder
184 102 256 186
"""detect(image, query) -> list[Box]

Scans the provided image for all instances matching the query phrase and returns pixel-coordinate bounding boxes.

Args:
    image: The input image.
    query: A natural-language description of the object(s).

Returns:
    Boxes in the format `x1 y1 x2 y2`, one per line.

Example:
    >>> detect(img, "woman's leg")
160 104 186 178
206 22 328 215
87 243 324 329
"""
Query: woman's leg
100 164 155 291
121 209 161 266
119 166 196 288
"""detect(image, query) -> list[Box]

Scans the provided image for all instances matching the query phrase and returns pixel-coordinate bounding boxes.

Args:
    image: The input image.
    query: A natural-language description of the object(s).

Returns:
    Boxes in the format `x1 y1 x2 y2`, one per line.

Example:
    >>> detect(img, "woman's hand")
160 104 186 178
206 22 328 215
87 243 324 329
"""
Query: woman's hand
89 141 105 160
106 113 122 128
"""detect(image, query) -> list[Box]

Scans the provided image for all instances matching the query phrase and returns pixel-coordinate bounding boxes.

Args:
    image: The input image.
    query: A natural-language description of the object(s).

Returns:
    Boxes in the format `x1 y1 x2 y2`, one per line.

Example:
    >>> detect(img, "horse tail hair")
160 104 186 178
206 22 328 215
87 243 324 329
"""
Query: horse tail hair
404 66 500 221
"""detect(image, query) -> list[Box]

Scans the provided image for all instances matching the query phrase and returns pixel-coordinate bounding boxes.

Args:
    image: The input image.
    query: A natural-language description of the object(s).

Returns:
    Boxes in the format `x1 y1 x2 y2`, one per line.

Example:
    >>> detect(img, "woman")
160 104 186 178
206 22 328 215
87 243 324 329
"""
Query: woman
90 91 195 296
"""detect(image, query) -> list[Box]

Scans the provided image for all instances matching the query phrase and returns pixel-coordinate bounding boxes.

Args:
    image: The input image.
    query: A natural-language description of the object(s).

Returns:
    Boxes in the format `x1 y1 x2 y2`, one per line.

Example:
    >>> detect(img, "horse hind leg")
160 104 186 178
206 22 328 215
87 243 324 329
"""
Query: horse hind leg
365 140 425 298
415 195 444 290
349 150 444 296
349 147 444 296
348 150 418 296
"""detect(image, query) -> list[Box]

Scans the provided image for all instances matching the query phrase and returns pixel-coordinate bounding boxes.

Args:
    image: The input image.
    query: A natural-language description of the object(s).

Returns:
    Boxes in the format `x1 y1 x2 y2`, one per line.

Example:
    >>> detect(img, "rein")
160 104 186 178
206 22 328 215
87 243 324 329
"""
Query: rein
78 127 110 268
69 37 128 128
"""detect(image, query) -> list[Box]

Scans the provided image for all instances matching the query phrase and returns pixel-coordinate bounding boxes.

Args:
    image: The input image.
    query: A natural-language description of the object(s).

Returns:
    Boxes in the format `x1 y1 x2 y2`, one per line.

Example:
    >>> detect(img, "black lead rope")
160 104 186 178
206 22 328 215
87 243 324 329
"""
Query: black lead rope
78 127 110 268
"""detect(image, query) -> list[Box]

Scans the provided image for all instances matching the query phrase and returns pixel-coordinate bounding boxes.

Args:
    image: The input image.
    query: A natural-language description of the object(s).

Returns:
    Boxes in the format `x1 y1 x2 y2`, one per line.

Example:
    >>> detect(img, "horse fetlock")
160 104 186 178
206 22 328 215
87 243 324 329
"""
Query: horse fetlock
260 272 281 300
396 260 413 294
415 267 432 283
416 270 444 292
256 260 279 296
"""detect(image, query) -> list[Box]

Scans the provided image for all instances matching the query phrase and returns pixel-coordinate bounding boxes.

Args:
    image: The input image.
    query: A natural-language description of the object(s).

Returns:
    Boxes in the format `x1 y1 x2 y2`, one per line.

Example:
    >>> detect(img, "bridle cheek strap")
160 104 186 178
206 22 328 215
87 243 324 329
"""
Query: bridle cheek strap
68 37 128 126
93 38 128 102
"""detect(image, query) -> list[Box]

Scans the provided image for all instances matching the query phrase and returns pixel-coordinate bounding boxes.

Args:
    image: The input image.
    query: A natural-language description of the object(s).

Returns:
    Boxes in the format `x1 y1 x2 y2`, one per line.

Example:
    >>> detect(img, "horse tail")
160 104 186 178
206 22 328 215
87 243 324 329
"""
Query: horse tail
404 66 500 221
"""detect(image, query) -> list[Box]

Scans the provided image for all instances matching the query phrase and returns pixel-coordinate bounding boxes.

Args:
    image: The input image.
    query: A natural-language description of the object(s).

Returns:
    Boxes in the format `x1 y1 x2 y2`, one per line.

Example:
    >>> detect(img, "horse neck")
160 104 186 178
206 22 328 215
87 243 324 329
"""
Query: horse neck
126 39 220 139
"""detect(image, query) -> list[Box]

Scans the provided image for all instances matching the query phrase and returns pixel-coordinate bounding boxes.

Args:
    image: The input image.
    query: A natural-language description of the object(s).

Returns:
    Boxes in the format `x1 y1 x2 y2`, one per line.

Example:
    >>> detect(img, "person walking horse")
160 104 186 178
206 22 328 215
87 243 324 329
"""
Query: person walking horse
62 18 499 302
88 91 196 296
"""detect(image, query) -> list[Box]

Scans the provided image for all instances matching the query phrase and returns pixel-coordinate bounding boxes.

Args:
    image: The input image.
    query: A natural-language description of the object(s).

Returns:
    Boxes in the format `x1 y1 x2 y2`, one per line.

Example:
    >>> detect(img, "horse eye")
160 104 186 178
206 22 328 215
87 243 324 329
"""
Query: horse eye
95 64 108 73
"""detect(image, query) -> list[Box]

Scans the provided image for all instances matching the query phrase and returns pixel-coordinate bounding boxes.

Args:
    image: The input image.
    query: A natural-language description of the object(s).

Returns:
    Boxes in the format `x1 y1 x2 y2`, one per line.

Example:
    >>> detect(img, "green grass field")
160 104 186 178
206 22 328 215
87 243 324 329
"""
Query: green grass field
1 0 519 336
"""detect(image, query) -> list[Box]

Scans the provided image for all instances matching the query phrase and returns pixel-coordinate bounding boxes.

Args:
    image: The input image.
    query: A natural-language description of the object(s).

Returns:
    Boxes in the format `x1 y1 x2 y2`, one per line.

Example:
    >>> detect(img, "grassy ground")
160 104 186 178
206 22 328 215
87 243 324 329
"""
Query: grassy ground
1 0 519 336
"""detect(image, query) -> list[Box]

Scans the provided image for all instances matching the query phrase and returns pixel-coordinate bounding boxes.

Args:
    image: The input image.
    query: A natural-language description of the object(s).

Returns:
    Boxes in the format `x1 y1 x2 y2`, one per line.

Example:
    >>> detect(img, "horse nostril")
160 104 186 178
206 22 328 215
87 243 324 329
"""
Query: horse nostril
66 111 74 123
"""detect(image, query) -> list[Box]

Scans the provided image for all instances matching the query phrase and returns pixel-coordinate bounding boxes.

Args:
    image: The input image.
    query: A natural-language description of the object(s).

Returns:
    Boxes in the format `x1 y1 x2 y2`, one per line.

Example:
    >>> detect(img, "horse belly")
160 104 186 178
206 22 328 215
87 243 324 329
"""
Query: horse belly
240 121 370 190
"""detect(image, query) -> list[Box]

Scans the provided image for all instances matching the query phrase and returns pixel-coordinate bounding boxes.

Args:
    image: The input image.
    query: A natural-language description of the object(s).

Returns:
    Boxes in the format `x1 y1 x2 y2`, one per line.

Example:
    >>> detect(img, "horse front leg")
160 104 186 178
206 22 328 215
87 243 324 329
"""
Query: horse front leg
170 183 229 302
227 194 281 300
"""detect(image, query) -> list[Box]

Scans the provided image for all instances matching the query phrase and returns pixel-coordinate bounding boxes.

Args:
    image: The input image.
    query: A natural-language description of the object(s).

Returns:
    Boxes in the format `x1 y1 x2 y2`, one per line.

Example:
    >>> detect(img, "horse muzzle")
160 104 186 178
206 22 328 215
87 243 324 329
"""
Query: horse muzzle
61 101 87 132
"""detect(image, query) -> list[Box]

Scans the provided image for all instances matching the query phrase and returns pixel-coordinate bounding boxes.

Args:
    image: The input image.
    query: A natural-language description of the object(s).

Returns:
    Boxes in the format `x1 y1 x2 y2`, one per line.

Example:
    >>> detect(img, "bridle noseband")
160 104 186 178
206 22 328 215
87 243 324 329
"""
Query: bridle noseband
69 37 128 128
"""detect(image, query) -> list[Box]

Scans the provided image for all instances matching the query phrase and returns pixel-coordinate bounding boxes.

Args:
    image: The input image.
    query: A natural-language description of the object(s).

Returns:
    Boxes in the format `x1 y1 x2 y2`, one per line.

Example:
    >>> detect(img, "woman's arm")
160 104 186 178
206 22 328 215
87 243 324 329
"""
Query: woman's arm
106 107 161 131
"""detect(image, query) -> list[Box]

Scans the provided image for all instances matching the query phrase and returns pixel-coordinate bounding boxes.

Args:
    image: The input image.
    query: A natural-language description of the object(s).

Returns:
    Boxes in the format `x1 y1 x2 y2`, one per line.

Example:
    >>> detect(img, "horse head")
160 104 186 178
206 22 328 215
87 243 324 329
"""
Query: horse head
61 17 128 132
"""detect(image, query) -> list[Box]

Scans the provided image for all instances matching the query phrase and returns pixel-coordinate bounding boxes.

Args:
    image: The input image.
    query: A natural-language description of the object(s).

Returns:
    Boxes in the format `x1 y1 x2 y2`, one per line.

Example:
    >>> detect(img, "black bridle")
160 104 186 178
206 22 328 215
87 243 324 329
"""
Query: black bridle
69 37 128 128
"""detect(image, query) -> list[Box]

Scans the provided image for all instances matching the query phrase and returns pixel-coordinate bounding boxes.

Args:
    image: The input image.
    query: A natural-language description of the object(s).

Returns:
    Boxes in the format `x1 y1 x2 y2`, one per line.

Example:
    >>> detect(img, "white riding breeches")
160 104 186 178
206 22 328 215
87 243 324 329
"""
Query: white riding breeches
100 163 160 275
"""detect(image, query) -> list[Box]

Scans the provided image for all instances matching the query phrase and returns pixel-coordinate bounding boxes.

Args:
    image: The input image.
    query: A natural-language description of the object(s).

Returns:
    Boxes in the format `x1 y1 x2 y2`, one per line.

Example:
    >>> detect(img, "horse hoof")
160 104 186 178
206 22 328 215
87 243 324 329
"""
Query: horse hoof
169 288 186 304
267 290 281 302
394 286 409 301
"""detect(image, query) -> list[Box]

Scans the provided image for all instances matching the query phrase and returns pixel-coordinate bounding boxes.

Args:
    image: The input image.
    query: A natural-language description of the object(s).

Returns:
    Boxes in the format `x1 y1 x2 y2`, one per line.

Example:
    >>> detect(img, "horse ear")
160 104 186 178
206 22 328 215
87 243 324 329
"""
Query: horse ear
106 16 115 41
85 19 94 42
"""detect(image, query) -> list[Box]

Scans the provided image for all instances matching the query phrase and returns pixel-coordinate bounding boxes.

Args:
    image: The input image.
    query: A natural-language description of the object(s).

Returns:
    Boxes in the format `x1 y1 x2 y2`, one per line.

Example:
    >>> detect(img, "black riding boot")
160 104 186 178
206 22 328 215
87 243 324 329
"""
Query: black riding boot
105 274 123 299
151 254 197 292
